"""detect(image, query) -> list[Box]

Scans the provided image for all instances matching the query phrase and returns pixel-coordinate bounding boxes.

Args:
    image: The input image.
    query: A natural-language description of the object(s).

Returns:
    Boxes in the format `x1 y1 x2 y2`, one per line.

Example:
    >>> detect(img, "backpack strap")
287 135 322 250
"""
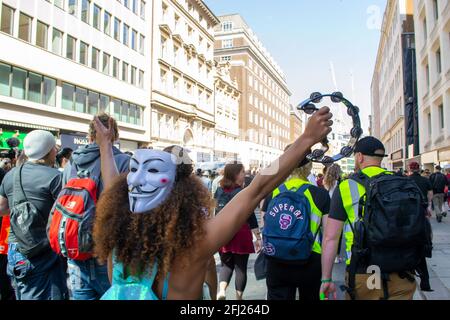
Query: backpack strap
13 165 28 206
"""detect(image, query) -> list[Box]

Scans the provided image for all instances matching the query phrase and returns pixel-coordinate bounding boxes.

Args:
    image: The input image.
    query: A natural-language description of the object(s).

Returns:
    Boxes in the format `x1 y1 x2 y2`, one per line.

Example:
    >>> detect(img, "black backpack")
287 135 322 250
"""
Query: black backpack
214 187 242 215
347 172 431 299
9 165 50 258
430 172 447 194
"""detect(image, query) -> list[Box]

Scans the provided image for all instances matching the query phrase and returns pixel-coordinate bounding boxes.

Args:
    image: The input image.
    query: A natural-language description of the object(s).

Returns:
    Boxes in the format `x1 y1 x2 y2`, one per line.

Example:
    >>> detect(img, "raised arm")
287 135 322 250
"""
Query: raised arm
93 117 120 190
200 107 333 258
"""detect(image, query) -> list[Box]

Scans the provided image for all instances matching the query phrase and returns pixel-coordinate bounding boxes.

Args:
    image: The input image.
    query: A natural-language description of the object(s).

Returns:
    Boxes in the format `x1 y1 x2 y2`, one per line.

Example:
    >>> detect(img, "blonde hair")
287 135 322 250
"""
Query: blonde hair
324 164 342 191
290 162 313 180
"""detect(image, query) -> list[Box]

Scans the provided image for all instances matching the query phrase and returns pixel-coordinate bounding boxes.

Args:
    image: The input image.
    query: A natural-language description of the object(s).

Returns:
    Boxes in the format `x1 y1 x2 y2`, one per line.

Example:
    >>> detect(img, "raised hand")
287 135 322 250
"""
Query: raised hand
303 107 333 145
93 116 114 149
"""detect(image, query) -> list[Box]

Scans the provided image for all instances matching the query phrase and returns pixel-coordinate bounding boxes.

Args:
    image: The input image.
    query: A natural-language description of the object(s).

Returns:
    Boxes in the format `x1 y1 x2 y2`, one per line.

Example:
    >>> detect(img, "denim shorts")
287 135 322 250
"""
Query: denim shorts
67 258 111 300
6 243 68 300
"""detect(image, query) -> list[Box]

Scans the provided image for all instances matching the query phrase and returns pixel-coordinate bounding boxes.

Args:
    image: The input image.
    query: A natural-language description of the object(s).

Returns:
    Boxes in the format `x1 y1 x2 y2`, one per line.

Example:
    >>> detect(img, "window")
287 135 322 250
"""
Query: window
18 13 32 42
436 49 441 74
36 21 48 49
438 104 444 129
11 67 27 99
221 56 231 62
160 36 167 58
52 28 63 55
81 0 90 24
129 104 136 124
173 75 179 92
91 47 99 70
0 63 10 96
69 0 77 16
43 77 56 106
54 0 65 10
93 4 101 30
75 87 87 113
427 112 432 135
102 53 110 74
121 101 129 122
113 99 121 119
66 35 76 60
79 41 88 65
88 90 99 115
131 29 137 50
132 0 138 14
160 69 167 90
131 66 136 85
139 70 144 88
426 64 430 88
222 21 233 32
124 0 130 9
113 58 119 78
27 72 42 103
139 34 145 54
122 62 128 81
222 39 233 48
136 106 142 125
114 18 120 41
104 11 111 35
140 1 146 19
1 4 14 35
423 18 427 41
99 94 110 112
62 83 75 110
433 0 439 21
123 23 129 46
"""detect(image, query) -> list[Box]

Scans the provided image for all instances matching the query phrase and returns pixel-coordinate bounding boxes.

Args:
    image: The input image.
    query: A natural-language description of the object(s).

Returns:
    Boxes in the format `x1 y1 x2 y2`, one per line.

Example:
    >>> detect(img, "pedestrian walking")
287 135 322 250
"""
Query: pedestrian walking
91 107 332 300
320 137 430 300
215 162 262 300
261 156 330 300
0 130 68 300
430 166 449 223
323 164 343 264
60 114 130 300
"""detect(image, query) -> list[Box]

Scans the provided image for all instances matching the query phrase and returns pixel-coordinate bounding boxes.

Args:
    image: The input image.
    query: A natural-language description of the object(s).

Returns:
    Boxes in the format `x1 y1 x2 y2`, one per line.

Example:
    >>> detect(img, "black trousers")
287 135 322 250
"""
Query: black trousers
0 254 15 300
266 253 322 301
219 252 250 292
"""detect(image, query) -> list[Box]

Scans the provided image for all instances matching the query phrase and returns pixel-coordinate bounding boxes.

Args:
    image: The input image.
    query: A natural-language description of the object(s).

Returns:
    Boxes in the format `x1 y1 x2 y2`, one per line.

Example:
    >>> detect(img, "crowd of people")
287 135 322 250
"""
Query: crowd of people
0 107 449 300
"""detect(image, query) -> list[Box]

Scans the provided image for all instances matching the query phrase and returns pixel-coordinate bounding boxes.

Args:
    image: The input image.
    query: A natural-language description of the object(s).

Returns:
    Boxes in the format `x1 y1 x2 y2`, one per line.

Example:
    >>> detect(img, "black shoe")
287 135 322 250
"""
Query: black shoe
442 212 447 218
420 284 434 292
437 215 443 223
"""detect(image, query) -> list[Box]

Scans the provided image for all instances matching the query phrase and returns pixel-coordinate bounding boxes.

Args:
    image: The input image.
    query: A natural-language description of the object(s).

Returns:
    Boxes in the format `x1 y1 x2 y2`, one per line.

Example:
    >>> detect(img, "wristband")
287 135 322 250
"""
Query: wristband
321 279 332 283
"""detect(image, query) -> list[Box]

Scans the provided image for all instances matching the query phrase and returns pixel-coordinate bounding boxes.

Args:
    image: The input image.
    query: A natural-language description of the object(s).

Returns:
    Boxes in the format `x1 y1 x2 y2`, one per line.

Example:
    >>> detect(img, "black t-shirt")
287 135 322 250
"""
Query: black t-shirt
409 172 432 200
430 172 448 194
261 184 330 216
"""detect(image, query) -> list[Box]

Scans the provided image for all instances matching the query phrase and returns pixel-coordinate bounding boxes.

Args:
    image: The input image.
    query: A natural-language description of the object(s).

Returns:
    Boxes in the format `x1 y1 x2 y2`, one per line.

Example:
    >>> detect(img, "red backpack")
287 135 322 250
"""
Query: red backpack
48 162 100 261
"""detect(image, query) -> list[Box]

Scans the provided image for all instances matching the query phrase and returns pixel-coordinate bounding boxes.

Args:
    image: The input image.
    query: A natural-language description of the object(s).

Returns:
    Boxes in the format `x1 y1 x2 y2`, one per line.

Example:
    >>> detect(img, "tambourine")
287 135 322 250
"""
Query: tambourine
296 92 363 165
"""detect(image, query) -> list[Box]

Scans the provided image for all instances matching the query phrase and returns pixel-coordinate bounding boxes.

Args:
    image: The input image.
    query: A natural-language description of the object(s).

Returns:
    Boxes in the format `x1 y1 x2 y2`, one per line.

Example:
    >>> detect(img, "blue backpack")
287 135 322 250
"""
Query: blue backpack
262 184 319 262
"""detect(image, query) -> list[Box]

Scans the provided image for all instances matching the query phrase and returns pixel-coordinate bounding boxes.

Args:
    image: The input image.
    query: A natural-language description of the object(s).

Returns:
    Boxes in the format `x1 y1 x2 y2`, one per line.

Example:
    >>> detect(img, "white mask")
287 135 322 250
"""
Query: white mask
127 150 177 214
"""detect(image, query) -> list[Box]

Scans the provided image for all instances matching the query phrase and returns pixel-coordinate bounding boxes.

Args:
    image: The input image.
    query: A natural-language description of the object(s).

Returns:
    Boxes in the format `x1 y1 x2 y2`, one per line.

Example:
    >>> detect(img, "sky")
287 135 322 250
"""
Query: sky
204 0 388 133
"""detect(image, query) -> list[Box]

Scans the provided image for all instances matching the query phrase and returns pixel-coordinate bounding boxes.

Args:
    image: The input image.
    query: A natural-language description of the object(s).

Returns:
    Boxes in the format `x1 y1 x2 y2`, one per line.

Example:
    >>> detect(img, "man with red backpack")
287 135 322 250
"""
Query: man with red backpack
57 114 130 300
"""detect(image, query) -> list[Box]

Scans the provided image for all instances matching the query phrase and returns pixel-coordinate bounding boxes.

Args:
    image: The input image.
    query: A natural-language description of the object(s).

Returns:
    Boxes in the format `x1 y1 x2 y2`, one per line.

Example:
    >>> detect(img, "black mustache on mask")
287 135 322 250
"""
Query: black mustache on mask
130 186 159 194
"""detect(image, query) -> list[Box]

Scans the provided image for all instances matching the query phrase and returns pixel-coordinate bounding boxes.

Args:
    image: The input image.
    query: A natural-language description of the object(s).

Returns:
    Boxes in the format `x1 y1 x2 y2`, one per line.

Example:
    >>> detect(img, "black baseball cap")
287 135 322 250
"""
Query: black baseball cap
354 137 388 158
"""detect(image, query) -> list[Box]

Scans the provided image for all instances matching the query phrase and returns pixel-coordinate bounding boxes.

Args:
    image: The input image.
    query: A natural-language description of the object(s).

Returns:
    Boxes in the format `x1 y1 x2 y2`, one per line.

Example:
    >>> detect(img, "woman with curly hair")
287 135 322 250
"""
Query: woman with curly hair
92 107 332 300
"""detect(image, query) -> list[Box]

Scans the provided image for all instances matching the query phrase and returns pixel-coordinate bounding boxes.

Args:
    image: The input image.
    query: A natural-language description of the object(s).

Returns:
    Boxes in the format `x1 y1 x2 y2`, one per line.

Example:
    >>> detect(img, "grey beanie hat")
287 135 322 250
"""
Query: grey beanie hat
23 130 56 161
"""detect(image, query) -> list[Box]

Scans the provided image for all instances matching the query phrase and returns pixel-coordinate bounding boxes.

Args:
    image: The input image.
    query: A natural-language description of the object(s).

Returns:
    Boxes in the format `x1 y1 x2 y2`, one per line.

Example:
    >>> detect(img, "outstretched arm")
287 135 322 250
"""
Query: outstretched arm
200 107 333 259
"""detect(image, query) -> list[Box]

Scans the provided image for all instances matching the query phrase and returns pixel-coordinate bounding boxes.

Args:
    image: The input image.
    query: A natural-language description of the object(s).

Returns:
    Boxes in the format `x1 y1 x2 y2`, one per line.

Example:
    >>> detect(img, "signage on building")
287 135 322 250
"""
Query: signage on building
391 150 403 161
0 130 27 150
60 134 89 151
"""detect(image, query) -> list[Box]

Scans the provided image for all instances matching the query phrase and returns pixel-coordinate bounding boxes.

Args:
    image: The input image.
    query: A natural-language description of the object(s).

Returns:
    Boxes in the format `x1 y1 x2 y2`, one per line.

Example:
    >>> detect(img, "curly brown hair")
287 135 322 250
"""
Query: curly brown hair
93 146 215 280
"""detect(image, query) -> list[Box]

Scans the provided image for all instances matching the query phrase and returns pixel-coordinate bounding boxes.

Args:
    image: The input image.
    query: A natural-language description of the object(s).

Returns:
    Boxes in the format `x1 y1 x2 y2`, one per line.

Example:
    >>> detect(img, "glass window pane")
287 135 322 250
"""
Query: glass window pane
123 24 129 46
81 0 90 24
18 13 32 42
113 58 119 78
80 41 88 65
104 11 110 35
139 70 144 88
0 62 11 96
122 62 128 82
11 67 27 99
136 107 141 125
132 0 138 14
62 83 75 110
102 53 110 74
88 91 99 115
54 0 65 10
36 21 48 49
113 99 121 119
43 77 56 106
114 18 120 41
66 35 76 60
129 104 136 124
99 94 110 112
139 34 145 54
52 28 63 55
1 4 14 35
91 47 99 70
75 87 87 113
131 29 137 50
131 66 136 85
140 1 145 19
93 4 100 30
121 101 129 123
69 0 77 16
27 72 42 103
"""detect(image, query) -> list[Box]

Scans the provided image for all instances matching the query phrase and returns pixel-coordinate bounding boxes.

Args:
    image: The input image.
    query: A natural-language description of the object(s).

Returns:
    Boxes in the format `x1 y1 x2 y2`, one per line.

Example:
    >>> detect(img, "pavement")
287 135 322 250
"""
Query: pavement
208 204 450 300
